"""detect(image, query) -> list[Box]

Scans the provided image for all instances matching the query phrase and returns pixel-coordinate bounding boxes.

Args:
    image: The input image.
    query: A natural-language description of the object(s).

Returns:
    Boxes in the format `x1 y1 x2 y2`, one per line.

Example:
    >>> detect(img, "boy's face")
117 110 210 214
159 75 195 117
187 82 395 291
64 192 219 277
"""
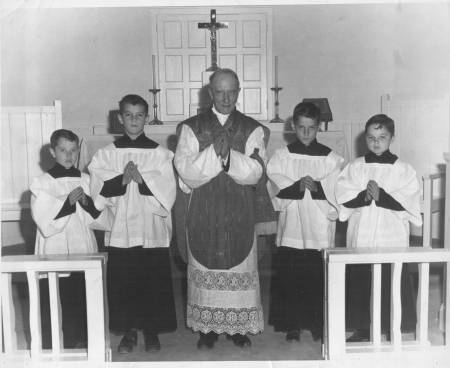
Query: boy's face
293 116 319 146
50 138 79 169
118 103 149 138
365 124 393 155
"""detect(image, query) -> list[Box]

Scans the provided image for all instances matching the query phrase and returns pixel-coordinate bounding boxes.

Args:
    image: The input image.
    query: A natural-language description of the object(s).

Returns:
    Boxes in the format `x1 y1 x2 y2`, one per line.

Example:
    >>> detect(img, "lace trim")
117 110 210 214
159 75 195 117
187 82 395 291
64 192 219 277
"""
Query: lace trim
188 268 259 291
187 303 264 335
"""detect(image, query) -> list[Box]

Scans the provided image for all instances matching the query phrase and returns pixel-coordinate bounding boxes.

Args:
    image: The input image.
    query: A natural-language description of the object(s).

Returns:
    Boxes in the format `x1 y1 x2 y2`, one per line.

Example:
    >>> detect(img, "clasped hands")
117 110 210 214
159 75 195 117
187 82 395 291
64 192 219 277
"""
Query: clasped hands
299 175 318 193
68 186 88 206
365 179 380 202
122 161 143 185
213 131 231 160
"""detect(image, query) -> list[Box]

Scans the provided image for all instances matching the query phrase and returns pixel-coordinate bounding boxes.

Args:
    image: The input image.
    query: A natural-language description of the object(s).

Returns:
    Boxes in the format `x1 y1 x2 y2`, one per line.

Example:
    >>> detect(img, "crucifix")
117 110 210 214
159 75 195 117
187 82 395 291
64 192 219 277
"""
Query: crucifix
198 9 228 72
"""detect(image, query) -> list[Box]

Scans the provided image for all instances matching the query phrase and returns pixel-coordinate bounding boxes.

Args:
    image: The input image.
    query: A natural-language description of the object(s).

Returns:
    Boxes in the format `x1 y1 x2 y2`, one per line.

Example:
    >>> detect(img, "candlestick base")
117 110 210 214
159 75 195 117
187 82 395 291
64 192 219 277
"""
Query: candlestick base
149 118 163 125
269 116 285 124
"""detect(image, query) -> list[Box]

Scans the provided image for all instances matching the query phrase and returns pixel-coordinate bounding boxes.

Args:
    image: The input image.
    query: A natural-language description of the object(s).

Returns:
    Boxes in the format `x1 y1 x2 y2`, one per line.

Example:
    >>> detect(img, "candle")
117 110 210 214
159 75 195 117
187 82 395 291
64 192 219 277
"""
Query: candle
152 55 156 89
274 55 278 87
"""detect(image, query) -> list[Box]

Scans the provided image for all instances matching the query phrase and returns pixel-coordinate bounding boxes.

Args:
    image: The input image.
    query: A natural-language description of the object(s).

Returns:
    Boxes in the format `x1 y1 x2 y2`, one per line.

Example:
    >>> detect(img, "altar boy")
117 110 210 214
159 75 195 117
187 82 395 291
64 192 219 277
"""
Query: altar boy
335 114 422 341
267 102 344 342
89 94 177 353
30 129 106 348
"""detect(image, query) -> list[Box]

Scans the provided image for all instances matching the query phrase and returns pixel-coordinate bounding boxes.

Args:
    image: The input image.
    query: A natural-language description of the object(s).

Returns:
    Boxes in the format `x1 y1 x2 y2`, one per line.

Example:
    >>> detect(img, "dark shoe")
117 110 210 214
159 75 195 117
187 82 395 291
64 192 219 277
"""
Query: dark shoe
197 332 218 350
346 329 370 342
286 330 300 342
118 330 138 354
227 334 251 348
144 331 161 352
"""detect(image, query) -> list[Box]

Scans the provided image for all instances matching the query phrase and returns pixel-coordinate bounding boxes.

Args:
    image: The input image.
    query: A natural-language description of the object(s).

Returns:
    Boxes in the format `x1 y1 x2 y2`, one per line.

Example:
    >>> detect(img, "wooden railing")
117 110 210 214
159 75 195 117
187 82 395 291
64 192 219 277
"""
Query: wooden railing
0 254 110 363
325 247 450 360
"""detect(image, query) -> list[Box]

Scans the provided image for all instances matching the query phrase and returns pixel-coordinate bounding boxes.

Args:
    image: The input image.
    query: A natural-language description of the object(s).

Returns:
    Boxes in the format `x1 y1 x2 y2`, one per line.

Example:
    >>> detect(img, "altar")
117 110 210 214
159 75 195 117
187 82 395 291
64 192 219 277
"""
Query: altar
78 123 349 172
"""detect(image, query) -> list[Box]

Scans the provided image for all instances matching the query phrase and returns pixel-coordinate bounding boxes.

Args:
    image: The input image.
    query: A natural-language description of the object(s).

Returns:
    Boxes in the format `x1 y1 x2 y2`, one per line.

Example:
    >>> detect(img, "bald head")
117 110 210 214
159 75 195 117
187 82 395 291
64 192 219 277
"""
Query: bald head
208 68 241 115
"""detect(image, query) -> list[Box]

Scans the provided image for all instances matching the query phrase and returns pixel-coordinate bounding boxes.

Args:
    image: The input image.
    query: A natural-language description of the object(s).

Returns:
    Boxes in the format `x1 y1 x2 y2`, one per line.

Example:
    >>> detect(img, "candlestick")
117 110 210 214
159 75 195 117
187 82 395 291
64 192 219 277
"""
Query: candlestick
152 55 156 89
274 56 278 87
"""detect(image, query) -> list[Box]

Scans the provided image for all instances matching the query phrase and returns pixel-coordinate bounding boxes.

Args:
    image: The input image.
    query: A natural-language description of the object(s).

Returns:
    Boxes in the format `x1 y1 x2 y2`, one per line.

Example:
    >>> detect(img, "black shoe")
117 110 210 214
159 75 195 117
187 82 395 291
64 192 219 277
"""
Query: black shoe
346 329 370 342
144 331 161 352
118 330 138 354
227 334 251 348
286 330 300 342
197 332 218 350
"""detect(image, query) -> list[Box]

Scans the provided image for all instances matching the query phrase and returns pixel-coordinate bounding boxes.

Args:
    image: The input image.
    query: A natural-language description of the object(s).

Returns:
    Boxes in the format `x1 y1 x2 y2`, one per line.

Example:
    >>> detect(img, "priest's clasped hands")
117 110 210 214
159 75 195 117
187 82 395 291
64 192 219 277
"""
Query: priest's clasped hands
299 176 318 193
213 132 231 160
122 161 143 185
364 179 380 202
68 186 88 206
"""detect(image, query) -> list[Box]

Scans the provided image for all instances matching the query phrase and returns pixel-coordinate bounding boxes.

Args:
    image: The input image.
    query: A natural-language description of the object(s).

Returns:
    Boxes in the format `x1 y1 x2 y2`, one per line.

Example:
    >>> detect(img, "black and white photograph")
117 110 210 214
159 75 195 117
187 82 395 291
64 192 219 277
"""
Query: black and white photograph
1 1 450 367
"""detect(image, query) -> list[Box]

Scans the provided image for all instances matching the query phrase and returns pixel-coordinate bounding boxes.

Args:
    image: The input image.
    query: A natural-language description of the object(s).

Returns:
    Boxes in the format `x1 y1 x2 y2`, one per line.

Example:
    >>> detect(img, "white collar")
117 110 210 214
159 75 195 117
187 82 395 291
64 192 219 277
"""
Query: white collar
212 106 230 126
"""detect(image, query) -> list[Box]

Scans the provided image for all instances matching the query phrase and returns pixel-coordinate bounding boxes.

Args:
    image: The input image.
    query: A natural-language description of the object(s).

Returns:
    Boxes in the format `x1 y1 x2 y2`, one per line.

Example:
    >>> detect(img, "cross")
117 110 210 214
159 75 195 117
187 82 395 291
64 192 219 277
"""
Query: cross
198 9 228 72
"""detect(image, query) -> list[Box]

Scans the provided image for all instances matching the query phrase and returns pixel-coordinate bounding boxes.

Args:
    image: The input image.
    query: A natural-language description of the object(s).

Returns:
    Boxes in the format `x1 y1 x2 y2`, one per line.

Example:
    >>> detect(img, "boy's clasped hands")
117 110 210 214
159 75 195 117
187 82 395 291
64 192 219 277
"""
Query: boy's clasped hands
365 179 380 202
299 175 318 193
122 161 143 185
68 186 88 206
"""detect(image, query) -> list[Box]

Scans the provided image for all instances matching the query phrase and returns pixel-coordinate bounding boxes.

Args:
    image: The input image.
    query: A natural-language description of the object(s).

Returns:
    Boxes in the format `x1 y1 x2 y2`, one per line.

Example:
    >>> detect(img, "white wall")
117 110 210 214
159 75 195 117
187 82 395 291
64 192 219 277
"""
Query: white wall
2 4 449 130
273 3 450 123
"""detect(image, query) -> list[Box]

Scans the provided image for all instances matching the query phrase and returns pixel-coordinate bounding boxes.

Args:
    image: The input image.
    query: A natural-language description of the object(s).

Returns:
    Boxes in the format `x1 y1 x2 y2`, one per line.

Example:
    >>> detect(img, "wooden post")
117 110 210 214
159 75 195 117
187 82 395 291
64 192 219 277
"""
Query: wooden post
390 262 402 350
1 273 17 353
444 153 450 248
48 272 64 356
422 175 432 248
327 261 346 359
371 263 382 346
85 268 107 361
27 271 42 359
416 263 430 346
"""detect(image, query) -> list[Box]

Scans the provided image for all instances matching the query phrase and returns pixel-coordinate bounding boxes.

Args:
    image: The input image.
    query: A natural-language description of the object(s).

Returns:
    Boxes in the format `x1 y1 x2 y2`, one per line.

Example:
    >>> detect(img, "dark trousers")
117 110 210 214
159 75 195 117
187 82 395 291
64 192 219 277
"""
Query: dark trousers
40 272 87 349
106 246 177 334
269 247 324 335
346 263 417 333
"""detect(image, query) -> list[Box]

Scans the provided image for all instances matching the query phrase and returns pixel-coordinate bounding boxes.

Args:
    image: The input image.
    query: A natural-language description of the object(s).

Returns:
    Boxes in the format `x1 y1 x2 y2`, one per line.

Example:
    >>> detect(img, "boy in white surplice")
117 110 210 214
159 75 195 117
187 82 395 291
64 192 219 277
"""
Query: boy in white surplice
267 102 344 343
335 114 422 342
89 95 177 353
30 129 107 348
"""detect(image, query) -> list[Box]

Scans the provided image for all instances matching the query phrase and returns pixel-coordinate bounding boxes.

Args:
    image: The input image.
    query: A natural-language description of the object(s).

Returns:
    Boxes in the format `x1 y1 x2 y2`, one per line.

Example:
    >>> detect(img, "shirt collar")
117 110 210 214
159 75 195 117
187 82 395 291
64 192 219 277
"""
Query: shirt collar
114 133 159 149
365 150 398 164
48 163 81 178
212 106 230 126
287 139 331 156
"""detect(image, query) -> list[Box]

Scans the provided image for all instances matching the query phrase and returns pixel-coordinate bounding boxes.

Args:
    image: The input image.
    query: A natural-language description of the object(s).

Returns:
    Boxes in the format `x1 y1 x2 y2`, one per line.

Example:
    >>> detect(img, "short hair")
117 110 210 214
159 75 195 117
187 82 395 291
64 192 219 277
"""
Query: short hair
119 94 149 114
50 129 79 149
209 68 240 88
365 114 395 136
292 102 321 125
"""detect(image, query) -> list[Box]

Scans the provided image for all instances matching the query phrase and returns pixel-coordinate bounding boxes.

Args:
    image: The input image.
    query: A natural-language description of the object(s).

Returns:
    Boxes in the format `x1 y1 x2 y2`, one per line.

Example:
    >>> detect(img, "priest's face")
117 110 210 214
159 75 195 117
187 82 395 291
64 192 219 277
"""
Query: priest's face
50 138 80 169
118 103 149 139
365 124 393 155
293 116 319 146
208 73 240 115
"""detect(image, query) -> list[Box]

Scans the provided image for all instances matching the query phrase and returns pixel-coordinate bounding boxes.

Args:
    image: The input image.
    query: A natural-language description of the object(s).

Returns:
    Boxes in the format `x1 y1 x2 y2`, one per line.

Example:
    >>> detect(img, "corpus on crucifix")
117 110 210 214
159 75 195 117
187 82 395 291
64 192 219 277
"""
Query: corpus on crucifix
198 9 228 71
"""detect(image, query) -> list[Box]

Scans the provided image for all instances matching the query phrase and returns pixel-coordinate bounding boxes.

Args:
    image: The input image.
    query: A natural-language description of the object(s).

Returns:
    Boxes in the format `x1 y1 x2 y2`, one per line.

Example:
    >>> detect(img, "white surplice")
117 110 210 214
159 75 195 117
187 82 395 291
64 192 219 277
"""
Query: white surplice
267 147 344 249
89 143 176 248
336 157 422 248
30 172 103 255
